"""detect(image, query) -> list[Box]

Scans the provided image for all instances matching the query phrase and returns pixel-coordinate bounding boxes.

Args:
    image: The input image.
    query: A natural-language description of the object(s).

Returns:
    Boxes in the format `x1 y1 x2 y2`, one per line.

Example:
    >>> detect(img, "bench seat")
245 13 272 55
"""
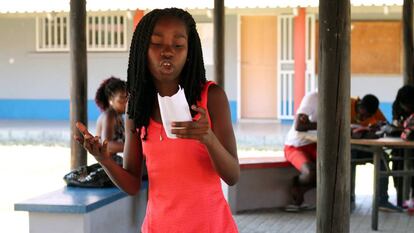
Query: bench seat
15 182 148 233
224 154 315 213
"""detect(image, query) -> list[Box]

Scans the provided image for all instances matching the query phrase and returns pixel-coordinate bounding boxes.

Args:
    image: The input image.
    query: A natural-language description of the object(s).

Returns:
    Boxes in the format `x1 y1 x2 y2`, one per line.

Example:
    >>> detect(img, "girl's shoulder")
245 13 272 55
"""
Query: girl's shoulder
206 83 229 114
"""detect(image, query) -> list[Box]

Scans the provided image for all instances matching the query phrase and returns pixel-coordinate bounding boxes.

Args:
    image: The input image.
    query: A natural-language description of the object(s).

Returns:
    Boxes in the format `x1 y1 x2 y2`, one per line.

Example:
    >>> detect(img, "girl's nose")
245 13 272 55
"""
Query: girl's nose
161 45 173 57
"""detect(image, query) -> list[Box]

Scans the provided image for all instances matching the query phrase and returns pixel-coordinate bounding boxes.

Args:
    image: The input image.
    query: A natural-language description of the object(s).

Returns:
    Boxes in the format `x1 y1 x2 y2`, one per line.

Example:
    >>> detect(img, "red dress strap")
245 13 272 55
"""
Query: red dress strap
195 81 215 126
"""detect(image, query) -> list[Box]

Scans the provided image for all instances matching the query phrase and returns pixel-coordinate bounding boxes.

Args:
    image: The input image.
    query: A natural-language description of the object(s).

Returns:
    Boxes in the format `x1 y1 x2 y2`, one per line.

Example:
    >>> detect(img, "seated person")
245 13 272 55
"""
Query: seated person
95 77 127 162
391 85 414 208
350 94 402 212
351 94 386 127
284 91 317 211
392 85 414 127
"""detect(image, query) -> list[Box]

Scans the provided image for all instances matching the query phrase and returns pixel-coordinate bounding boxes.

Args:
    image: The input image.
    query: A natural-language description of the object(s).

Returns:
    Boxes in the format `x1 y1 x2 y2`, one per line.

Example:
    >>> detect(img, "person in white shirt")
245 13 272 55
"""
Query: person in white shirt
284 91 317 211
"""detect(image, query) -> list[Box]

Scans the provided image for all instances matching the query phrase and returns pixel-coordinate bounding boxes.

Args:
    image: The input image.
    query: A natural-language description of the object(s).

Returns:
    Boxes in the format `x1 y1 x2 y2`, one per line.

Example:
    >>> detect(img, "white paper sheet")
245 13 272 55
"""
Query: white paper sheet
157 86 192 139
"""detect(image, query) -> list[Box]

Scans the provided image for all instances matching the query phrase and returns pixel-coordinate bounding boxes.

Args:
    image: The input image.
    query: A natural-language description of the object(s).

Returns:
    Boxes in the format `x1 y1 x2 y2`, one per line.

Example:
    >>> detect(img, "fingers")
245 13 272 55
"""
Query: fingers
76 122 93 137
101 139 108 154
298 115 309 123
171 121 210 140
74 135 83 144
171 126 209 136
191 105 207 120
82 136 100 151
73 121 106 158
169 105 212 141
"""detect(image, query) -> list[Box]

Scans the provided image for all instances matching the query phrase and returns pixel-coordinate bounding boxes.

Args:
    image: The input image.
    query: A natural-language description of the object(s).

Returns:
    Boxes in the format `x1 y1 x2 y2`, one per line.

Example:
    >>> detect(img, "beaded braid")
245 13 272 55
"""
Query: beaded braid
95 77 127 112
126 8 207 139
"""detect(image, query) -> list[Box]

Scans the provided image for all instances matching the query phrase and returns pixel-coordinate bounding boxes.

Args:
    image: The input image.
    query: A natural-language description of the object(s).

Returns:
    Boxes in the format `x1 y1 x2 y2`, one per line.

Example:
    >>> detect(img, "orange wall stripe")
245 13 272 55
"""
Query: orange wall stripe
294 8 306 113
133 10 144 29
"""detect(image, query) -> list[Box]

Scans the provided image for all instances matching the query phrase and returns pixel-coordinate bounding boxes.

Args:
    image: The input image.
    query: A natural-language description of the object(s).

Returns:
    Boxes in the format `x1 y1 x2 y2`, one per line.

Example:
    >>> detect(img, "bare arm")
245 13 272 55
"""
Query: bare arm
99 112 124 154
171 85 239 185
295 113 316 131
75 112 144 195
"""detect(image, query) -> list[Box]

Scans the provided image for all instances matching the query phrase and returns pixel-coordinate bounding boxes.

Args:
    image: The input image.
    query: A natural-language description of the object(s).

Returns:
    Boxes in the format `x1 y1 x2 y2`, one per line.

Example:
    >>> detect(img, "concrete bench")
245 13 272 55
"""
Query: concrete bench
224 155 315 213
15 182 148 233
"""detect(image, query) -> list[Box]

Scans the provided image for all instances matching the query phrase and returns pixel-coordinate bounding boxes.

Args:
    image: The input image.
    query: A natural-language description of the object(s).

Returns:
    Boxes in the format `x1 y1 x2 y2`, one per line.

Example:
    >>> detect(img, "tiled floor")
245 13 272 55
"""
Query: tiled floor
234 194 414 233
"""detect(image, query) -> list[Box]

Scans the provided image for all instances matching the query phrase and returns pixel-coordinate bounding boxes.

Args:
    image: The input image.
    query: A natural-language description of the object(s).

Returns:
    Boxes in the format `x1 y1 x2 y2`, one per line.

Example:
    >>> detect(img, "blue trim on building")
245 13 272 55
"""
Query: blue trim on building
0 99 239 122
229 100 237 123
379 102 393 123
281 119 294 125
0 99 99 120
1 99 389 123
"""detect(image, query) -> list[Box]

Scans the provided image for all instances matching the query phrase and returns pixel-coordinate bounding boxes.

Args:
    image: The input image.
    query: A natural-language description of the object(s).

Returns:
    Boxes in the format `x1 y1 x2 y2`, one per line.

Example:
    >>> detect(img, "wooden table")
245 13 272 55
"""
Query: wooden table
299 132 414 230
351 138 414 230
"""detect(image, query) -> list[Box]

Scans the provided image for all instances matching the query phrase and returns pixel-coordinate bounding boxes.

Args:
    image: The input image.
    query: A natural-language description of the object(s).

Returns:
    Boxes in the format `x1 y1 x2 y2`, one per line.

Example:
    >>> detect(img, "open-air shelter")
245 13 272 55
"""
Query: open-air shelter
2 1 414 232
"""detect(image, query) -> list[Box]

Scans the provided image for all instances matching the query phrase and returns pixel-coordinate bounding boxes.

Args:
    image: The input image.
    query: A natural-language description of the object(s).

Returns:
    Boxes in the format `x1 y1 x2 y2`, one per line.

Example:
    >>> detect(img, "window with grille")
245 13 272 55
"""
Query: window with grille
36 12 128 52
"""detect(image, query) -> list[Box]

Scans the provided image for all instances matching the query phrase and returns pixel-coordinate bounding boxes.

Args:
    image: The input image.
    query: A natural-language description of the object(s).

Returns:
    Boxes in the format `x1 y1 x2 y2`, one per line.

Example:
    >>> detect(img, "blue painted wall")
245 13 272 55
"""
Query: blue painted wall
0 99 393 124
0 99 239 123
0 99 100 120
379 102 393 123
229 100 237 123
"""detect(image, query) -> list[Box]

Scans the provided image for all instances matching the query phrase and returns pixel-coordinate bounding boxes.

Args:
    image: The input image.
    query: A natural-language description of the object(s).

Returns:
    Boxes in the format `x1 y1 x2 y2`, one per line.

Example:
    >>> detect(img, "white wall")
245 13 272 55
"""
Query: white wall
350 75 402 102
0 16 133 100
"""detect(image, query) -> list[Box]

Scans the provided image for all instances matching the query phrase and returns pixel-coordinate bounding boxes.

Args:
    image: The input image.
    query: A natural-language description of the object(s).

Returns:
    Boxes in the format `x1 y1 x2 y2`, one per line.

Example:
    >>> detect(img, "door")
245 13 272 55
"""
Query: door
240 16 278 119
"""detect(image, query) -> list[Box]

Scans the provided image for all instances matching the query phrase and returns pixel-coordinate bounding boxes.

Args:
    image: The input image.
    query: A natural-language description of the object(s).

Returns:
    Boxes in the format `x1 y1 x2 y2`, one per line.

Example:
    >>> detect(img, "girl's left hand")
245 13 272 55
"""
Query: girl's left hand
171 105 214 144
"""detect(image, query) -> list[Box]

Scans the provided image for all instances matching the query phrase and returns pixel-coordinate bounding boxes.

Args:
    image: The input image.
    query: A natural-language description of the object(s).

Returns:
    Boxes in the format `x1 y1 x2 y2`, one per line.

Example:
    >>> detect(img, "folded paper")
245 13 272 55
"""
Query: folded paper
158 86 192 139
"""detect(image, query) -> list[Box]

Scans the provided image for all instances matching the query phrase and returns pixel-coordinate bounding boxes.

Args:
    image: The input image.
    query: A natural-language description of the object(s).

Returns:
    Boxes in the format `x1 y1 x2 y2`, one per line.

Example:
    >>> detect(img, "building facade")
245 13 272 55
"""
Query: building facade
0 3 405 122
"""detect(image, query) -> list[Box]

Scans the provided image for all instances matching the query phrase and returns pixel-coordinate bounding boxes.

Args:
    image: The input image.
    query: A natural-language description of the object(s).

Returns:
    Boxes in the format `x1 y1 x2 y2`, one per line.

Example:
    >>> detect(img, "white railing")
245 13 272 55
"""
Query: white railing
305 14 317 94
277 15 295 120
277 14 316 120
36 12 128 52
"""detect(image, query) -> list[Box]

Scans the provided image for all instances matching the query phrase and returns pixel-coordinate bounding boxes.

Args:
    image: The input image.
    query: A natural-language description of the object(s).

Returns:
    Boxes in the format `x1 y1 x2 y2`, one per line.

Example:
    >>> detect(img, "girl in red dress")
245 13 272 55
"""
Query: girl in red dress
76 8 239 233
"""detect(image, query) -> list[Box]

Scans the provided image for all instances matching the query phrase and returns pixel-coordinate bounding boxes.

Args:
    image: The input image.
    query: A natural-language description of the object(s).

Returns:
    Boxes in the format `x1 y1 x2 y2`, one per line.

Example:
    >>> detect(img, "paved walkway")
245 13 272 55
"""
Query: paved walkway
234 194 414 233
3 122 412 233
0 120 291 150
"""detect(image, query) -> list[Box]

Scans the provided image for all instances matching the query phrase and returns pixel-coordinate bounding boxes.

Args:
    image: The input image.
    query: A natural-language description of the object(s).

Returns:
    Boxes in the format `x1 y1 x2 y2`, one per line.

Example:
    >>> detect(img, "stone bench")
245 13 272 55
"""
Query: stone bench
224 155 315 213
14 182 148 233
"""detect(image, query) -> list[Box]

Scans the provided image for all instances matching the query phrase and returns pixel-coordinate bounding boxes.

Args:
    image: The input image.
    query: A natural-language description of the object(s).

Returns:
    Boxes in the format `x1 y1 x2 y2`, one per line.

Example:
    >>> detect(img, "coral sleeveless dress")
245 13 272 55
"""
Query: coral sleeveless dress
141 81 238 233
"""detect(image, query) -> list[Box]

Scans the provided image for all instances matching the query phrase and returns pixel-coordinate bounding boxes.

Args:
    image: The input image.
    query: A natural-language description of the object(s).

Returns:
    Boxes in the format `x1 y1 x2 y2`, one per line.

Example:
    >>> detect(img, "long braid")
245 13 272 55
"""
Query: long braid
127 8 206 139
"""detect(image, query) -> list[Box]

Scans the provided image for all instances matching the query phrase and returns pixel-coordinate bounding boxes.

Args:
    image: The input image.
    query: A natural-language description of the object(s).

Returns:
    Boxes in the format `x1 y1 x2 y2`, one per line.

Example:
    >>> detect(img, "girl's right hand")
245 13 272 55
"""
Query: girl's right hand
74 122 110 163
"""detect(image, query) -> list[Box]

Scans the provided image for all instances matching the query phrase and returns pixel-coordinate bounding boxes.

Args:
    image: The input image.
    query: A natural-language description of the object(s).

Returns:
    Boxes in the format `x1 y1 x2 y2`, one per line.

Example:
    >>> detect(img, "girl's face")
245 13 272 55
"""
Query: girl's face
147 17 188 84
109 90 128 114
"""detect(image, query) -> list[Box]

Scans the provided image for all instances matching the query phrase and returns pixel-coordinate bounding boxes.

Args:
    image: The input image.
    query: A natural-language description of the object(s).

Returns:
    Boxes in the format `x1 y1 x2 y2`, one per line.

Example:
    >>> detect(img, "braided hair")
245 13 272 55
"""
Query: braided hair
95 77 127 112
126 8 206 137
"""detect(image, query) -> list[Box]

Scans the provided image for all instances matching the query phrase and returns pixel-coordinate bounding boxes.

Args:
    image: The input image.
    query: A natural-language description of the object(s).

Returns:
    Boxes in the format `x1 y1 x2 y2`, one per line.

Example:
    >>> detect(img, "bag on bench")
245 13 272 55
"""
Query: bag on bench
63 155 122 188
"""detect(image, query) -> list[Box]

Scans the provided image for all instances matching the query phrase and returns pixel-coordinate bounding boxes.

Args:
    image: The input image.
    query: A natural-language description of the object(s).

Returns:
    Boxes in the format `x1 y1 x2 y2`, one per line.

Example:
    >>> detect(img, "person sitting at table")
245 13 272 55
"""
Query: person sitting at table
351 94 387 126
391 85 414 208
284 92 399 212
350 94 402 212
284 91 318 212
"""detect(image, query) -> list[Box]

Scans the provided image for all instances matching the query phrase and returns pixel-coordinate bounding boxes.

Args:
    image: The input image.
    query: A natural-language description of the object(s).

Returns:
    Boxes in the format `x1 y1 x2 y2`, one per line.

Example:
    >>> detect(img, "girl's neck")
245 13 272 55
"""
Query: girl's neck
155 80 180 97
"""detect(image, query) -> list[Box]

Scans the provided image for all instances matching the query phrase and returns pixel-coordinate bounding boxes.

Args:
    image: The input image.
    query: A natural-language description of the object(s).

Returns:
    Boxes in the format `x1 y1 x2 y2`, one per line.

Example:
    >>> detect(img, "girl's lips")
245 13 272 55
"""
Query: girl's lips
160 60 172 67
160 60 174 74
162 62 172 68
